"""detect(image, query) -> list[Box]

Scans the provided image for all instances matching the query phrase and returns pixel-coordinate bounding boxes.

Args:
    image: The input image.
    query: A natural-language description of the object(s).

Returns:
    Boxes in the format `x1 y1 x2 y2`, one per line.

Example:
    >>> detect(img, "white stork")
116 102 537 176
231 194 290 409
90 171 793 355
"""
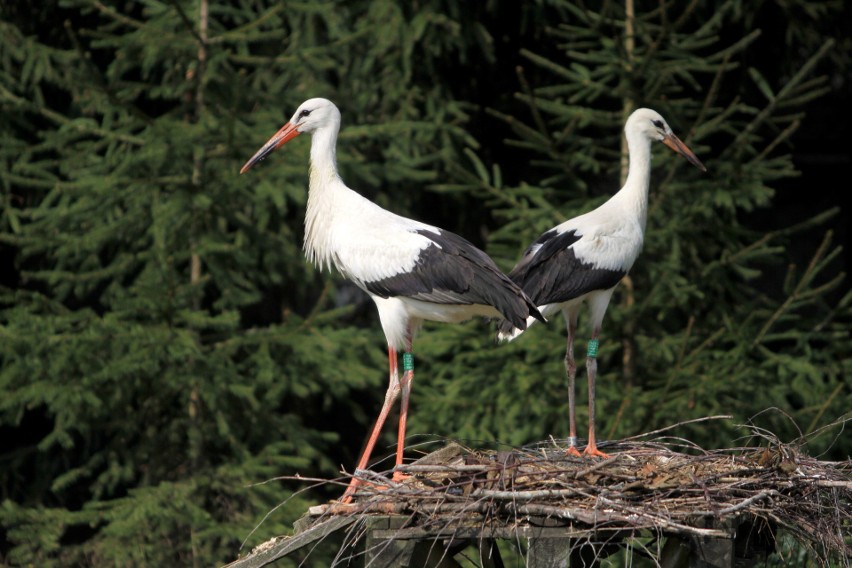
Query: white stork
240 98 543 500
497 108 706 458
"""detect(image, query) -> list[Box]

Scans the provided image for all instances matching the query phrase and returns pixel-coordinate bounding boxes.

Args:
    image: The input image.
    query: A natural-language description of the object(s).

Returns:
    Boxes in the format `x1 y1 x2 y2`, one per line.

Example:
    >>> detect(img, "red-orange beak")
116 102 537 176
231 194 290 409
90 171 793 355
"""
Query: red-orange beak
240 122 301 174
662 133 707 172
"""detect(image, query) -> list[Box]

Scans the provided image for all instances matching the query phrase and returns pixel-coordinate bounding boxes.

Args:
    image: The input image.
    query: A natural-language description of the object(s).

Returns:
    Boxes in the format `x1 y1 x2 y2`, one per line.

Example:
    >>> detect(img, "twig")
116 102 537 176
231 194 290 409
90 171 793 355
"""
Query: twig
473 488 581 500
574 456 621 478
397 464 493 473
233 427 852 567
716 490 776 515
622 415 733 441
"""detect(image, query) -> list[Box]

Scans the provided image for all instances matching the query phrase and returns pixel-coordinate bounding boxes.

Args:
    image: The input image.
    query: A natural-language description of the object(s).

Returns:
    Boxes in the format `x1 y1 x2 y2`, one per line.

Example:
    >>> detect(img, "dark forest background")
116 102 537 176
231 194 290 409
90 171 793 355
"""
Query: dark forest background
1 0 850 566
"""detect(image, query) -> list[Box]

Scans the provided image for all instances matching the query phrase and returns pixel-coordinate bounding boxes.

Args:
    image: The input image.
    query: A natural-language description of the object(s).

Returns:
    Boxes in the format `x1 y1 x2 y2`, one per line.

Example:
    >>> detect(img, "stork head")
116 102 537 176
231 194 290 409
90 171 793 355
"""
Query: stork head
627 108 707 172
240 98 341 174
285 98 341 134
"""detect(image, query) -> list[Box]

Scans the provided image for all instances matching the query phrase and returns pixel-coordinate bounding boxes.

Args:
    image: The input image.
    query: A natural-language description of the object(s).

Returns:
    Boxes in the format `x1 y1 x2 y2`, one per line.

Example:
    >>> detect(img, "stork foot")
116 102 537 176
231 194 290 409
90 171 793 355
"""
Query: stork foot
339 473 404 503
565 445 582 457
583 444 611 459
339 479 362 504
391 470 411 483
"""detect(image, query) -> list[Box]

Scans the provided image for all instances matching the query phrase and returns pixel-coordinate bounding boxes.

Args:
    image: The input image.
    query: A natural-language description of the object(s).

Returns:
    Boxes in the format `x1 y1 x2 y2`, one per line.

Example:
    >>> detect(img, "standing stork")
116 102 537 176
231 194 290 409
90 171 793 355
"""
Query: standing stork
497 108 706 458
241 98 543 500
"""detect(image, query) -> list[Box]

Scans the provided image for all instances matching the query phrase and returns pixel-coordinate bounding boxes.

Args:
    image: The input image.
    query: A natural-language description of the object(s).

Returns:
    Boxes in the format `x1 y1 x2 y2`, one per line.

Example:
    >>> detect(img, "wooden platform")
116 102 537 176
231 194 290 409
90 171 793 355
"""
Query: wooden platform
223 428 851 567
223 511 744 568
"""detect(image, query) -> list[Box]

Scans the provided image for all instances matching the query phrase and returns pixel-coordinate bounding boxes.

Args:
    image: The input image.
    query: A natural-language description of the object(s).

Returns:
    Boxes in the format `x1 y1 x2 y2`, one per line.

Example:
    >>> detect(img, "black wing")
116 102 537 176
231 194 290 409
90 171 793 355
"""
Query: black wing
363 229 543 329
508 228 626 306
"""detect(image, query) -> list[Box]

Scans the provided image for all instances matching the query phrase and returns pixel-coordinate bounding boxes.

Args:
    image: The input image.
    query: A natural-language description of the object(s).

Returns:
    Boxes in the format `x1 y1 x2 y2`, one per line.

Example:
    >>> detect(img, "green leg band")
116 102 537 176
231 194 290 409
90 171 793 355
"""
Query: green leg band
587 339 599 358
402 352 414 372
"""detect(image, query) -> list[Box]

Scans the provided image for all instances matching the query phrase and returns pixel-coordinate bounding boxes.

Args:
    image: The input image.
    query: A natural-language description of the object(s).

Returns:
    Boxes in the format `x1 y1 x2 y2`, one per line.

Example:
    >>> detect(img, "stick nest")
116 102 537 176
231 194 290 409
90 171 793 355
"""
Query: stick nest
313 428 851 565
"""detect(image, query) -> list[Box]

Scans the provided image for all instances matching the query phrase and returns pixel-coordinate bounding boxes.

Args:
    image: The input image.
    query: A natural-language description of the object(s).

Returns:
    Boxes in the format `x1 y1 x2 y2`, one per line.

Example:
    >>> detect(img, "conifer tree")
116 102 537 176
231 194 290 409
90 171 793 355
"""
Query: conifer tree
0 1 503 564
0 0 848 565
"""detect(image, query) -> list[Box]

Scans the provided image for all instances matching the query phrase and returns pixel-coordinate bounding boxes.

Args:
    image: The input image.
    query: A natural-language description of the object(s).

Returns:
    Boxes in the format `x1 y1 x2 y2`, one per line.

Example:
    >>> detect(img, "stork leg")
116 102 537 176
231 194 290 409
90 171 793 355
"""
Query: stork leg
394 361 413 482
341 347 401 503
563 311 581 457
394 335 415 482
584 329 610 458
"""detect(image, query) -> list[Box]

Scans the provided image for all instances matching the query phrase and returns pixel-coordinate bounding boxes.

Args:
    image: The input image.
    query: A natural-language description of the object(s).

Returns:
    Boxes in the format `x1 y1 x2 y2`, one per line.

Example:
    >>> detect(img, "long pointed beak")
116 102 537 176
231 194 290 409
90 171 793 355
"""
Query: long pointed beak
662 133 707 172
240 122 301 174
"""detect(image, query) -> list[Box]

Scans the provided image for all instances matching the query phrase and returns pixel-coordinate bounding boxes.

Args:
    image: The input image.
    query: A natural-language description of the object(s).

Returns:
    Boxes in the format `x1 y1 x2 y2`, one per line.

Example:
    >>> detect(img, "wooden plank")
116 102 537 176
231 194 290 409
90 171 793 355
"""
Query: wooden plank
528 517 584 568
222 515 743 568
364 516 417 568
476 539 505 568
690 518 737 568
221 515 355 568
364 515 506 568
660 519 738 568
371 525 625 540
659 537 691 568
527 538 571 568
409 540 465 567
690 535 734 568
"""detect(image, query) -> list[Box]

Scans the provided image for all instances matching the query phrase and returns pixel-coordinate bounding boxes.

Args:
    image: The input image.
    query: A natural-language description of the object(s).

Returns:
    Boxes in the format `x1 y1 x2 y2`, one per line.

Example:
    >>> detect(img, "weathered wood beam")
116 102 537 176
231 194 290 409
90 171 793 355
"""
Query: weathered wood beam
221 515 355 568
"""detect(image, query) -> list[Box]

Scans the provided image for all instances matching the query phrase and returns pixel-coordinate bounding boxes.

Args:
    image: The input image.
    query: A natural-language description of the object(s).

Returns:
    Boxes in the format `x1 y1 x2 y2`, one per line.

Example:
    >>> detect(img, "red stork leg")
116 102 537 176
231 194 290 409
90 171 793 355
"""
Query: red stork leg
584 330 610 458
564 314 581 457
341 347 401 503
393 350 414 483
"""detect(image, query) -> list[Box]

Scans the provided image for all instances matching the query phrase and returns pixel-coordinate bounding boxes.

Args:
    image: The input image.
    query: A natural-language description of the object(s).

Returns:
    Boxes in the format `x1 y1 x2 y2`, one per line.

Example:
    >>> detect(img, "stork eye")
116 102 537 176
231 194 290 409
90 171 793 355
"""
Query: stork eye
299 109 312 119
652 119 664 128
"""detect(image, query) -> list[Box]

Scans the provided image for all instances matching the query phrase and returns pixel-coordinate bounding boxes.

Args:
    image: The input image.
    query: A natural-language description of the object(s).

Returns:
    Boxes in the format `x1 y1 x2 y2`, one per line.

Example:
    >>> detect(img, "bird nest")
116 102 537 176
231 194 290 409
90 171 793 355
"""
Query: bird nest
231 419 852 567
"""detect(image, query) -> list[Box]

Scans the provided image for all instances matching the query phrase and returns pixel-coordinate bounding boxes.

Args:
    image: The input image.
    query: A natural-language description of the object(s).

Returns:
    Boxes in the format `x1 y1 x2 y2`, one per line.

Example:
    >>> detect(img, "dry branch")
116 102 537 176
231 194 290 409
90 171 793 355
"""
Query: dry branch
226 426 851 568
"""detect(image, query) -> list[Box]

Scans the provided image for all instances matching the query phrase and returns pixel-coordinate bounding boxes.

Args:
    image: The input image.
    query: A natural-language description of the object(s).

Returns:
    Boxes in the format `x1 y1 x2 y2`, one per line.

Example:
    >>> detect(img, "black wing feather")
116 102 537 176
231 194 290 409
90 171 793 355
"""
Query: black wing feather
508 228 626 306
363 229 542 329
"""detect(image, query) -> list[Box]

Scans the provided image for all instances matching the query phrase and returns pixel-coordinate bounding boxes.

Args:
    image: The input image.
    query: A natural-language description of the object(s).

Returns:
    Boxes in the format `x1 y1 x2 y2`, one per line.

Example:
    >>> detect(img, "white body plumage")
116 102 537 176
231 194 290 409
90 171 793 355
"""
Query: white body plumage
499 108 705 340
240 98 542 494
494 107 706 458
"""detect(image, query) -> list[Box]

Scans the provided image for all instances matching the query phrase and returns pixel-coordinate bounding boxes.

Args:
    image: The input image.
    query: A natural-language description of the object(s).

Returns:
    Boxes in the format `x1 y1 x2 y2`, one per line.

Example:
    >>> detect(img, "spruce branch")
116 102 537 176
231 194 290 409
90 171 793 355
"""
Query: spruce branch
751 231 836 348
0 84 145 146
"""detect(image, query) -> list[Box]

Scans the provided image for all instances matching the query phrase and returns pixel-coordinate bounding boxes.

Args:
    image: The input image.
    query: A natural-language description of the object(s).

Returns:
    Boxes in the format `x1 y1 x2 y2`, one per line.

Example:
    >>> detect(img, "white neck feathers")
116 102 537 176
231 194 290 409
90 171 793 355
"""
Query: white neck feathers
304 124 343 271
614 126 653 230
